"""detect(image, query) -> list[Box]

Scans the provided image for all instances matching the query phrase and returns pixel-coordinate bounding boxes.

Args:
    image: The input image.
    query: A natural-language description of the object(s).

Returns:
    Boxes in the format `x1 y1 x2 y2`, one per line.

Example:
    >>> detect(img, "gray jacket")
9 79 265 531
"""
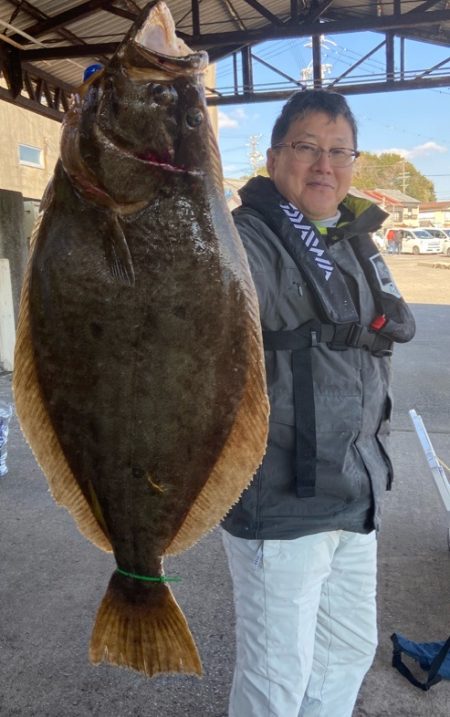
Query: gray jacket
223 180 404 540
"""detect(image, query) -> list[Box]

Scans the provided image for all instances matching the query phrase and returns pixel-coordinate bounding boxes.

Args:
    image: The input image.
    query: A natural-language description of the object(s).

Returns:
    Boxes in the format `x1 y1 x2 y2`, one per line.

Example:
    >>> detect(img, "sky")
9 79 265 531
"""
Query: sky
215 31 450 201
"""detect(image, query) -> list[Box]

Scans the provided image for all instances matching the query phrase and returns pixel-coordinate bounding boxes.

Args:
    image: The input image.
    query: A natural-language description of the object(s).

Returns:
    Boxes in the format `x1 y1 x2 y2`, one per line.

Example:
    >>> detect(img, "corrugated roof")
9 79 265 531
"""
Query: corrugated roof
1 1 450 119
375 188 420 205
419 201 450 210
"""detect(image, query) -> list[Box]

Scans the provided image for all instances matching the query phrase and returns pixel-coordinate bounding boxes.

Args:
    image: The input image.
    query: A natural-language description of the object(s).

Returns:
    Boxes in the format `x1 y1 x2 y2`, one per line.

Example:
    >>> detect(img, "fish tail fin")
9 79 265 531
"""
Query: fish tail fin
89 571 202 677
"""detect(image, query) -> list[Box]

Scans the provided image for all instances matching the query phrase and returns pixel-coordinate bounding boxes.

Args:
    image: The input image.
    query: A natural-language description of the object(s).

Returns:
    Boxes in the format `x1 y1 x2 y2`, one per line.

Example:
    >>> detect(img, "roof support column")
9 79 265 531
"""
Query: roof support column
241 45 253 97
400 36 405 80
312 34 322 88
386 31 395 82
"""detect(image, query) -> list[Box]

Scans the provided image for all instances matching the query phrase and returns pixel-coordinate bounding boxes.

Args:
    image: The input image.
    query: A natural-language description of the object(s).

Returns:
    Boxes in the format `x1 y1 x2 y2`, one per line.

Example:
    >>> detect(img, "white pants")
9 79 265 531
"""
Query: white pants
222 529 378 717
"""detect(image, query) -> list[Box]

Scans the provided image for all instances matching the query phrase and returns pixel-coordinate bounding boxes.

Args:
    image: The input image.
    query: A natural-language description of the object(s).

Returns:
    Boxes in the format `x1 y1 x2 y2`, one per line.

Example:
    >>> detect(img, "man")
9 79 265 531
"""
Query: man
221 90 415 717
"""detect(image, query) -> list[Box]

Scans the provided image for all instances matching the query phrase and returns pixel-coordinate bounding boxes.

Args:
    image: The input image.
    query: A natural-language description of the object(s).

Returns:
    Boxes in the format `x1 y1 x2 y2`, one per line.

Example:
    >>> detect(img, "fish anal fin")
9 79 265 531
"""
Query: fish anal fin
13 214 112 554
166 307 269 555
89 572 202 677
104 216 135 286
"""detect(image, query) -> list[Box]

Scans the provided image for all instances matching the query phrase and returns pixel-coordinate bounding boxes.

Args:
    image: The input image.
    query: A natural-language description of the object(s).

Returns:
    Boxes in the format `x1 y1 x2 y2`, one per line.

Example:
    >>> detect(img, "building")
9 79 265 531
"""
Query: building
357 188 420 226
0 94 61 235
418 201 450 227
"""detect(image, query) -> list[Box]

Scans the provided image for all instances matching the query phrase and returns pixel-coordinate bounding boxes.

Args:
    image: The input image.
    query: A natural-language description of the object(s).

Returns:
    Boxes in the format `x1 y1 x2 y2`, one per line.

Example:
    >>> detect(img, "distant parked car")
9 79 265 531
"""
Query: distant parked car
425 227 450 256
427 228 447 240
372 231 386 252
386 228 441 255
439 229 450 256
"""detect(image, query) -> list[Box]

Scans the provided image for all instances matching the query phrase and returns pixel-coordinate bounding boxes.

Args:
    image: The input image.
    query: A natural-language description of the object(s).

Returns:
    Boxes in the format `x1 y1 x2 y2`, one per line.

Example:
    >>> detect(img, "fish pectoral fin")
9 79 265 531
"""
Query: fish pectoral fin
86 480 111 539
146 472 166 493
103 215 135 286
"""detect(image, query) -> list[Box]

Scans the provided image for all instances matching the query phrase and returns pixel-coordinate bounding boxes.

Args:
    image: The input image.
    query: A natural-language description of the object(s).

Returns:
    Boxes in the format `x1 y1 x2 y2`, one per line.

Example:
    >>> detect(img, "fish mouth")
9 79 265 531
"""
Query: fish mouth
134 150 202 176
93 123 203 177
120 1 208 79
134 2 195 61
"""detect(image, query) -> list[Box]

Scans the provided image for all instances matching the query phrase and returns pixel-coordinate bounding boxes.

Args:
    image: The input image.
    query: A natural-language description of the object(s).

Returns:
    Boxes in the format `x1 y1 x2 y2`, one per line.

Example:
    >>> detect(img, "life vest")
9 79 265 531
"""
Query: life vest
237 176 416 498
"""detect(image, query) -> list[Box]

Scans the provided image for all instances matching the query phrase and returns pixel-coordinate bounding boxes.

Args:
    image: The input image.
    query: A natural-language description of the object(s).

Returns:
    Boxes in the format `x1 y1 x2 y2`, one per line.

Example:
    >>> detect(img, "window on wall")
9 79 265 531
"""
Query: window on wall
18 144 44 168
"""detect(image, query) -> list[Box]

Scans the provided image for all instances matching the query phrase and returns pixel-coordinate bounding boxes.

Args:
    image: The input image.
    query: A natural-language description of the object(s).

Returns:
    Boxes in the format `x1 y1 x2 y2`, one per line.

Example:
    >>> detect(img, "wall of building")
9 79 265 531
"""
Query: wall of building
0 101 60 201
0 189 29 370
0 189 28 323
419 209 450 227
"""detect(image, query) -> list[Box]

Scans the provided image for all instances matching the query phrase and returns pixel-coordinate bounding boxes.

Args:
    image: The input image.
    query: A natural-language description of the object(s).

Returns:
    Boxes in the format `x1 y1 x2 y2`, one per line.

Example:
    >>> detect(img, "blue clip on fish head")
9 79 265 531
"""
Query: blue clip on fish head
83 64 103 82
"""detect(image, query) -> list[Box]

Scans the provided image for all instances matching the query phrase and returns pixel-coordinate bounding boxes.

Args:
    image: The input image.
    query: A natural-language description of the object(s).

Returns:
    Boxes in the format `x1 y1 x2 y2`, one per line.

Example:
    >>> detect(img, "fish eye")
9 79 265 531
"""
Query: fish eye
186 107 203 128
150 84 177 105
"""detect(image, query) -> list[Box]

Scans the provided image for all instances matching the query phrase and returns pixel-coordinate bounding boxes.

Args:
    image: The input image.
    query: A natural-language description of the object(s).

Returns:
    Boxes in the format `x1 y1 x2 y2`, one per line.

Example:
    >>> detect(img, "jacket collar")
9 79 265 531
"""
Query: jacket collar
238 176 389 240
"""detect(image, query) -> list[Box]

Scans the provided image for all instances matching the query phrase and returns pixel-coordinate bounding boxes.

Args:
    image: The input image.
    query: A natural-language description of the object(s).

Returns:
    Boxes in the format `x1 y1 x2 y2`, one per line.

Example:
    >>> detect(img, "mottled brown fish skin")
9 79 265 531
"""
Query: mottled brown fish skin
14 0 268 678
30 161 252 564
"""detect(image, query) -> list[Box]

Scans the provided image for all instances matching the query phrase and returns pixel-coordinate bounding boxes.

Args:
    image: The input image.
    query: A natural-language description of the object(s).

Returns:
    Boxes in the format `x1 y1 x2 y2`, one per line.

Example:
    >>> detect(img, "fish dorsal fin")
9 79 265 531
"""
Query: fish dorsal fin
13 210 113 554
207 115 224 189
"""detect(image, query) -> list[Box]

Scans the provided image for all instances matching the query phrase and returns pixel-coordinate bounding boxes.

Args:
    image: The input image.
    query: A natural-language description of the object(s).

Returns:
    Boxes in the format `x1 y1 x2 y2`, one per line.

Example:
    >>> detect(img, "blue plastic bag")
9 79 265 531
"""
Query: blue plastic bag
391 632 450 690
0 401 13 477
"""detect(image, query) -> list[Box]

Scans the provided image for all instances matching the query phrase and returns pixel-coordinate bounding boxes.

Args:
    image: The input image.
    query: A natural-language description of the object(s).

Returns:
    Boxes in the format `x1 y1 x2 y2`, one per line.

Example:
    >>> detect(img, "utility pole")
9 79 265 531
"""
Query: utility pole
301 35 335 85
397 159 410 193
247 134 264 176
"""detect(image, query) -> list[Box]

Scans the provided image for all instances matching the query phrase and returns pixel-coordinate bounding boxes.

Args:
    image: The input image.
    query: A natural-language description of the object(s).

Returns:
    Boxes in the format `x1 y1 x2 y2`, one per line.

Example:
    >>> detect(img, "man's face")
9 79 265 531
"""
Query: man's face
266 111 355 221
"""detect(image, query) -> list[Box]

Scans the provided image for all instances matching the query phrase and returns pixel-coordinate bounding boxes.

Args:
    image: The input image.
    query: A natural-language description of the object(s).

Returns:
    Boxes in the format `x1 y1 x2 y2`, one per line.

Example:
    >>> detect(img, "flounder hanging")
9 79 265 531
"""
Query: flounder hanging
13 0 268 678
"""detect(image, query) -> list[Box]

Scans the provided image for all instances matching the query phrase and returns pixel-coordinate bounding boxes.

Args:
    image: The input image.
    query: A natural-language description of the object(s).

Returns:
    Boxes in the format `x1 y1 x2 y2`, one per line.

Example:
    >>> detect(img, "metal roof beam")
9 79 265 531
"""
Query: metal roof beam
0 85 64 119
19 7 450 61
406 0 443 13
5 0 48 23
177 8 450 47
0 42 22 95
328 39 386 87
312 33 322 87
191 0 200 35
21 61 73 92
206 74 450 105
251 51 305 86
102 5 136 21
9 0 108 42
240 0 285 26
21 42 118 60
241 45 253 96
415 53 450 78
4 0 94 48
305 0 337 24
208 43 246 63
290 0 300 22
386 31 395 82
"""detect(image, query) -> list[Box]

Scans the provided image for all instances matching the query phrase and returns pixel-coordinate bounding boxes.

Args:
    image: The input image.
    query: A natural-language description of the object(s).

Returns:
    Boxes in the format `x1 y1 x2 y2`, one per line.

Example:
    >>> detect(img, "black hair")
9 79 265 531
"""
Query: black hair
271 89 358 148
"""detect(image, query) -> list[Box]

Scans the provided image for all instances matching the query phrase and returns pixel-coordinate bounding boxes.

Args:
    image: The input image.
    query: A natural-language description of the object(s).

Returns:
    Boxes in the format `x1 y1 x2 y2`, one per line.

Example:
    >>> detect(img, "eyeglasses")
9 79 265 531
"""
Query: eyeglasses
271 141 360 167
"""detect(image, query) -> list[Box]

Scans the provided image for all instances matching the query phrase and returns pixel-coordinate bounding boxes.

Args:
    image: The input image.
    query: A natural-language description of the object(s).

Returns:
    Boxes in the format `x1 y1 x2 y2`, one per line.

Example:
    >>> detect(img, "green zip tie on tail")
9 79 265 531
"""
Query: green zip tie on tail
115 567 181 583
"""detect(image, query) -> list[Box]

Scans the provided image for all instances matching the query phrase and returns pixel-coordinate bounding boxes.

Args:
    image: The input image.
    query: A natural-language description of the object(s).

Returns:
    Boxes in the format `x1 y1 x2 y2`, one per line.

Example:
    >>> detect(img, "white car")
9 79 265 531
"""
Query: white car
372 232 386 252
442 232 450 256
396 228 441 255
427 227 450 256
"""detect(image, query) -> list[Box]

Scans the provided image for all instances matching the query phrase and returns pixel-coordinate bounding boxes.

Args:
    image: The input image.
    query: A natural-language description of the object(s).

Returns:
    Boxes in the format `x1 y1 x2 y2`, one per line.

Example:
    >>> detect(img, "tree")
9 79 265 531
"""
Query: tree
352 152 435 202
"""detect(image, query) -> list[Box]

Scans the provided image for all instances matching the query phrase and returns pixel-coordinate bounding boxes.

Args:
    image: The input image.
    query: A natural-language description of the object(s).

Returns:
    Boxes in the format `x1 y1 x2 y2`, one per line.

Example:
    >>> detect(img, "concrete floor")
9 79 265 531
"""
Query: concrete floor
0 255 449 716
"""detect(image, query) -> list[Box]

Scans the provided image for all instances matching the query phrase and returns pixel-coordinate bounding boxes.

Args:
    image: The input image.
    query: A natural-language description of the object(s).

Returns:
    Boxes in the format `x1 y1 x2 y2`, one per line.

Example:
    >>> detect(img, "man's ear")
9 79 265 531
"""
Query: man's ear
266 148 275 178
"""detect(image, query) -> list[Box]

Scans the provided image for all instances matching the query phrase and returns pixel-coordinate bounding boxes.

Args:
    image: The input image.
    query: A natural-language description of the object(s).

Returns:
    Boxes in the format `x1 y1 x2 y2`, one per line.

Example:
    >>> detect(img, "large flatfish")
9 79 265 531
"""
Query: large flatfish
13 1 268 677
